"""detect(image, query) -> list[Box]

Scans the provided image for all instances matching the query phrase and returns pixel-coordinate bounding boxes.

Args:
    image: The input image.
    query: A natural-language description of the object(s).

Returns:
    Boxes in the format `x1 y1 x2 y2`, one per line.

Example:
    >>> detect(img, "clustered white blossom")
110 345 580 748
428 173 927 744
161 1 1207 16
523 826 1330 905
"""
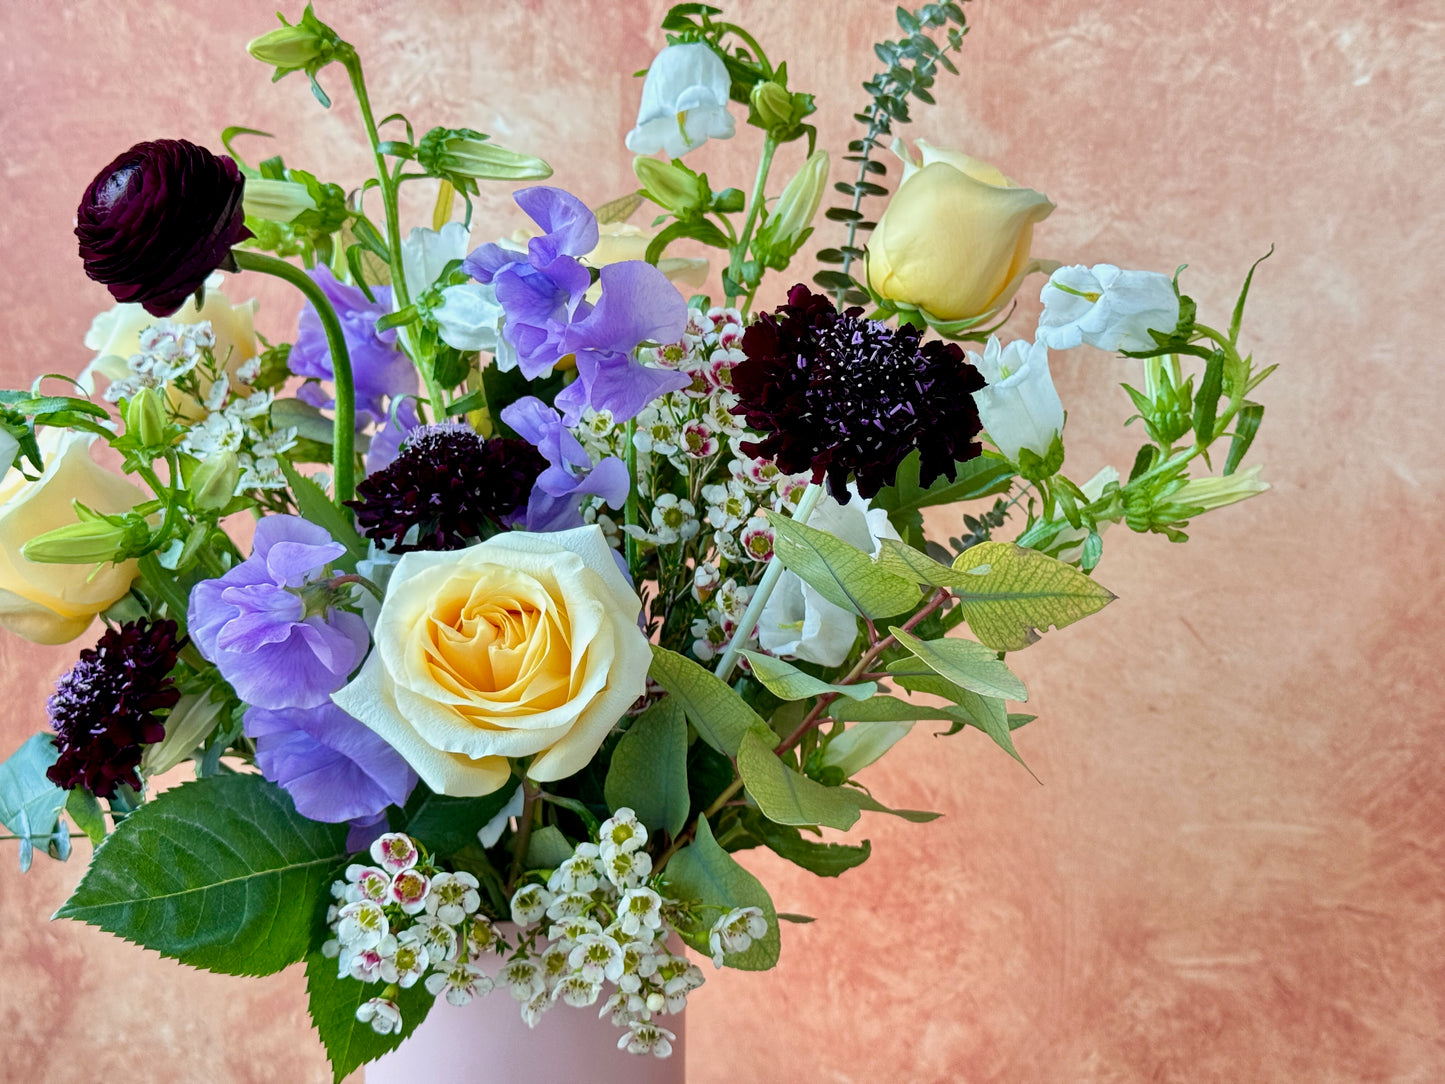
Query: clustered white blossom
323 814 769 1057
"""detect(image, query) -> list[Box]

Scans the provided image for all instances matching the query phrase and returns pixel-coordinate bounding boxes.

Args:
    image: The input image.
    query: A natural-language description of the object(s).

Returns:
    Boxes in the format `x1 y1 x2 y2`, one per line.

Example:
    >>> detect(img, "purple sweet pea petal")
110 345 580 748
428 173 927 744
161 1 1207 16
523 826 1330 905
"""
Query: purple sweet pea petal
214 585 304 651
564 261 688 356
364 396 422 476
461 241 524 285
501 396 630 531
515 186 599 258
556 352 691 426
246 702 417 824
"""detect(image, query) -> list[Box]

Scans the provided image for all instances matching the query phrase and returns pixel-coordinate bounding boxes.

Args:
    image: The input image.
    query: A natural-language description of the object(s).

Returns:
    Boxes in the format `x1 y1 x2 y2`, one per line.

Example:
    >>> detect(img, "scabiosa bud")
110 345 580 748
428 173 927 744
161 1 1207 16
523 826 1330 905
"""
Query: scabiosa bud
76 139 252 317
46 618 182 797
348 424 547 553
730 284 987 500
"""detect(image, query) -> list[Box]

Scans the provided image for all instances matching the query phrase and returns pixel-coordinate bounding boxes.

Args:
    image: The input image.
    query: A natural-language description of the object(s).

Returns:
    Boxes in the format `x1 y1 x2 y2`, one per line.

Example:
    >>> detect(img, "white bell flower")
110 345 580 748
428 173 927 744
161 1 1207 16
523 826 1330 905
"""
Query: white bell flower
434 280 508 355
757 484 899 666
1036 263 1181 353
401 222 471 295
625 42 736 159
967 336 1064 463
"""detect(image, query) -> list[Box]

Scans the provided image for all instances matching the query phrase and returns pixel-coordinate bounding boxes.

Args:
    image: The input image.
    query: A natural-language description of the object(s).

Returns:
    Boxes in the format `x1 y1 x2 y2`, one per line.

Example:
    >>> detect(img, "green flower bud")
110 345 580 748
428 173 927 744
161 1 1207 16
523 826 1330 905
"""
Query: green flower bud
242 178 318 224
125 387 168 450
416 127 552 191
749 81 794 130
633 156 706 217
246 4 339 76
1161 466 1269 515
189 451 240 512
754 151 829 267
141 690 229 778
21 507 148 566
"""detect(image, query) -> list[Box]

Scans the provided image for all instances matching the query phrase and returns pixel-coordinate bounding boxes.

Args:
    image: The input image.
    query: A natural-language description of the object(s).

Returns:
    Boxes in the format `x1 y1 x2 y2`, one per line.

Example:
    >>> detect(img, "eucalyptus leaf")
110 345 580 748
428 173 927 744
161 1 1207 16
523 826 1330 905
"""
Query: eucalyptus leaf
605 698 689 838
0 733 66 845
948 541 1116 651
648 645 763 757
889 627 1027 701
740 651 876 702
663 815 780 970
765 511 920 619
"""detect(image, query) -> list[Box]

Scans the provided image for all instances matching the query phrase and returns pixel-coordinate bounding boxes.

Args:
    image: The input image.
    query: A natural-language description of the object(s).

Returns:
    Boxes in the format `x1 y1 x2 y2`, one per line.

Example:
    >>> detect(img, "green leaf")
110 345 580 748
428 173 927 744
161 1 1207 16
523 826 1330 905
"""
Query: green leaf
737 727 862 831
889 627 1027 701
605 698 689 838
948 541 1116 651
942 693 1038 780
0 733 66 843
778 912 816 923
740 651 876 702
828 695 956 723
279 460 366 568
54 774 347 976
1192 349 1226 445
744 814 870 877
871 452 1014 515
396 781 518 856
66 787 107 846
766 511 920 619
845 790 941 822
270 397 339 446
524 825 575 870
872 537 967 588
1225 402 1264 475
305 947 434 1083
663 815 780 970
648 645 763 757
1229 245 1273 344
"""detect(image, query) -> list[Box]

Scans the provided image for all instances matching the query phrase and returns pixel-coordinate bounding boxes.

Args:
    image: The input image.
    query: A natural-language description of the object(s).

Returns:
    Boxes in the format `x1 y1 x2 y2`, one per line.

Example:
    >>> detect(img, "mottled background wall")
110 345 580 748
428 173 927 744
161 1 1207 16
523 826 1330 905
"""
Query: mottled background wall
1 1 1442 1081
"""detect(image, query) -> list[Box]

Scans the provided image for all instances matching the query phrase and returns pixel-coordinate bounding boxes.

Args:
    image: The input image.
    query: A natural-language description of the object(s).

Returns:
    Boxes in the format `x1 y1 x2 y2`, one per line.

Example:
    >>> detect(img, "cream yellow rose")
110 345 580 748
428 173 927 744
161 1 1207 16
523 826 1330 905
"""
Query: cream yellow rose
0 430 145 644
867 140 1055 322
82 280 258 418
584 222 710 292
332 525 651 796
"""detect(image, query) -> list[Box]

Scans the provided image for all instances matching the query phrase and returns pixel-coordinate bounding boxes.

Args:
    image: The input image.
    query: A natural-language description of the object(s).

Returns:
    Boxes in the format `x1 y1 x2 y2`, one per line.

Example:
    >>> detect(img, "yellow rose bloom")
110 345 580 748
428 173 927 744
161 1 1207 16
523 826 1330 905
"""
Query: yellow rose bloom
0 431 145 644
867 140 1055 322
332 525 651 796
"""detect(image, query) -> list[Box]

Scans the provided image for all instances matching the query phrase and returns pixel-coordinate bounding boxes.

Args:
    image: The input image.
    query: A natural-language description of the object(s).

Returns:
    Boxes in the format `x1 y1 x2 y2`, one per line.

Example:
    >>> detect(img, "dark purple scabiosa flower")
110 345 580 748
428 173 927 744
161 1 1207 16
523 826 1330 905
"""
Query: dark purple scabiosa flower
348 423 548 553
75 139 251 317
730 284 987 500
46 619 182 797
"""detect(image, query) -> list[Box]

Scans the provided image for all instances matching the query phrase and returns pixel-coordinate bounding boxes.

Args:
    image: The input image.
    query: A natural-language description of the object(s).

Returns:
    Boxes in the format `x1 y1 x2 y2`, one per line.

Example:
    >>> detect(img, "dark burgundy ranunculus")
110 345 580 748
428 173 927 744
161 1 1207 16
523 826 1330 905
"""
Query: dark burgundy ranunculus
75 139 252 317
729 284 986 501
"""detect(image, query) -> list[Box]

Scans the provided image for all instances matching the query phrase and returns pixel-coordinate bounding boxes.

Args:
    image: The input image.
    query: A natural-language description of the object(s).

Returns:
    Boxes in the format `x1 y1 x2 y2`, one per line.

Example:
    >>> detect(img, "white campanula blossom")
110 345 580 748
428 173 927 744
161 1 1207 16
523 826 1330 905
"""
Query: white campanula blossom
758 484 899 666
1037 263 1181 353
625 42 736 159
402 221 511 359
967 335 1065 464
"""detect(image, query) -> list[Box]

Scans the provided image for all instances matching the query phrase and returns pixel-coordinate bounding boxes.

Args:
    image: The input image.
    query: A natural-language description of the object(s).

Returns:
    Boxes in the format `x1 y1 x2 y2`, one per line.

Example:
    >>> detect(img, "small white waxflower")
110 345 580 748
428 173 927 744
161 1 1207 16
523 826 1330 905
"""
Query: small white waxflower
235 356 262 385
603 846 653 891
739 516 775 562
343 944 387 984
356 997 403 1036
1036 263 1181 354
547 914 604 949
388 868 431 915
509 882 553 927
569 932 624 985
599 808 648 859
552 972 604 1008
335 900 389 951
632 408 680 459
547 842 603 895
615 888 664 940
343 864 391 904
620 1020 677 1058
425 871 481 925
612 938 661 993
659 958 706 1014
649 493 699 544
702 479 751 532
412 916 460 966
501 958 545 1003
545 890 594 923
466 914 500 955
425 959 494 1006
380 928 431 988
708 907 768 968
520 986 553 1027
202 376 231 412
370 832 420 874
680 420 719 459
625 42 736 159
539 942 572 991
599 989 642 1028
692 561 721 604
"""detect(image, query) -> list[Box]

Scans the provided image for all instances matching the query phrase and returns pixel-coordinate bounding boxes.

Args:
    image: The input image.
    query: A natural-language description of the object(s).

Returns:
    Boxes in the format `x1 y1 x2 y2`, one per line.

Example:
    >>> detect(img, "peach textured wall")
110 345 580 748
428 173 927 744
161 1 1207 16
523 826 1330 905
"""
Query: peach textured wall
1 1 1442 1081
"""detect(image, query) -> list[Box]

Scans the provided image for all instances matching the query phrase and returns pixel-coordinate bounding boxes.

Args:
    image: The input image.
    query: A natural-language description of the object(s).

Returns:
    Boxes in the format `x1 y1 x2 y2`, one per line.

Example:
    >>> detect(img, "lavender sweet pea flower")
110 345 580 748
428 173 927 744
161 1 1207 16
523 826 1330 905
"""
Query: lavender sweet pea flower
364 396 422 476
464 187 688 423
188 515 369 710
500 396 628 531
290 265 417 427
245 702 416 828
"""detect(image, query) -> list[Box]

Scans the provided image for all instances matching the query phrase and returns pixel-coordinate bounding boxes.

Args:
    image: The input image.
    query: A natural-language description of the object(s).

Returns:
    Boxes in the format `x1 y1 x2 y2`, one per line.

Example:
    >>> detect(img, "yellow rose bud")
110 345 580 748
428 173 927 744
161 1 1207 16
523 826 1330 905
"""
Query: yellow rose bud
867 140 1055 322
332 525 651 796
0 431 145 644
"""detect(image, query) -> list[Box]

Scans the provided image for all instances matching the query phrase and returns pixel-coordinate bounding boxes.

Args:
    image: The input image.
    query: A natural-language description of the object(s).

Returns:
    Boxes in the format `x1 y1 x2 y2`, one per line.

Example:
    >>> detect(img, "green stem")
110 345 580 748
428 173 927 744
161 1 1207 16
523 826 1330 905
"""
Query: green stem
232 249 355 504
726 135 778 310
624 418 640 574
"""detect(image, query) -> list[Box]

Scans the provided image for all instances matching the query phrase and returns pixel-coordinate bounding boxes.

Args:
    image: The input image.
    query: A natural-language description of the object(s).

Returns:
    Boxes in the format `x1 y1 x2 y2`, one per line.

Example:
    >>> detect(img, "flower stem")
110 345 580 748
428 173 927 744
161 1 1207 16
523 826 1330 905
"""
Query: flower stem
505 777 540 894
232 249 355 504
726 135 778 311
624 418 640 574
713 480 823 682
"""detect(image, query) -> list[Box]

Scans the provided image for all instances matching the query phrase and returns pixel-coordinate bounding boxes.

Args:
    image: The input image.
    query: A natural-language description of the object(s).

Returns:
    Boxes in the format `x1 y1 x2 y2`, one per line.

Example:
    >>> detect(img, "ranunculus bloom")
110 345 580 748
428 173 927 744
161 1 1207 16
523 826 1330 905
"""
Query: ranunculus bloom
867 140 1054 323
1036 263 1182 353
967 336 1065 463
75 139 252 317
0 430 144 644
188 515 370 710
332 525 651 796
625 42 736 159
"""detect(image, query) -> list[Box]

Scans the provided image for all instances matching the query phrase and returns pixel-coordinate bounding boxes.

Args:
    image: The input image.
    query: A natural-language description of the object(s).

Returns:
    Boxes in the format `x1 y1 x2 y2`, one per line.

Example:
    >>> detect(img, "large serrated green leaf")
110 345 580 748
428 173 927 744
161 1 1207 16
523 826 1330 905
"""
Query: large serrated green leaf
305 947 435 1083
54 773 348 976
737 727 863 831
663 815 780 970
741 651 876 702
605 698 689 838
890 627 1028 701
765 511 920 619
949 541 1116 650
648 645 763 757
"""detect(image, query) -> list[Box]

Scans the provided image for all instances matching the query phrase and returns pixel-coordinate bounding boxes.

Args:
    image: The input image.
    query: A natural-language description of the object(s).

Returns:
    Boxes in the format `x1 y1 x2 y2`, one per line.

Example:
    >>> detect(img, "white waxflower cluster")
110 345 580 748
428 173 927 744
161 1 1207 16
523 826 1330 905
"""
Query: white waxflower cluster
324 832 495 1036
501 808 708 1058
102 319 217 401
689 572 754 664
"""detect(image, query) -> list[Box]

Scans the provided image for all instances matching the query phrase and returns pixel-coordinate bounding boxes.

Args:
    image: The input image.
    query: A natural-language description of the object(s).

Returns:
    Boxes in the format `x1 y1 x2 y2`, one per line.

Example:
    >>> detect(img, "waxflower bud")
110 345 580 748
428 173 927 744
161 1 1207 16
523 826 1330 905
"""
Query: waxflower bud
21 508 148 565
416 127 552 192
188 451 240 511
633 156 706 217
242 178 318 224
124 387 169 450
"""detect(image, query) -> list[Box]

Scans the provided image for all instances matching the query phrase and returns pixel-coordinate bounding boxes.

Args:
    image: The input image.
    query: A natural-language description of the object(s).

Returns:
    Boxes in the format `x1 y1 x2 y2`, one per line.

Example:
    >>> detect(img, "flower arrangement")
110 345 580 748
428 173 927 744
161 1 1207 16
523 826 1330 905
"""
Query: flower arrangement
0 2 1274 1078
